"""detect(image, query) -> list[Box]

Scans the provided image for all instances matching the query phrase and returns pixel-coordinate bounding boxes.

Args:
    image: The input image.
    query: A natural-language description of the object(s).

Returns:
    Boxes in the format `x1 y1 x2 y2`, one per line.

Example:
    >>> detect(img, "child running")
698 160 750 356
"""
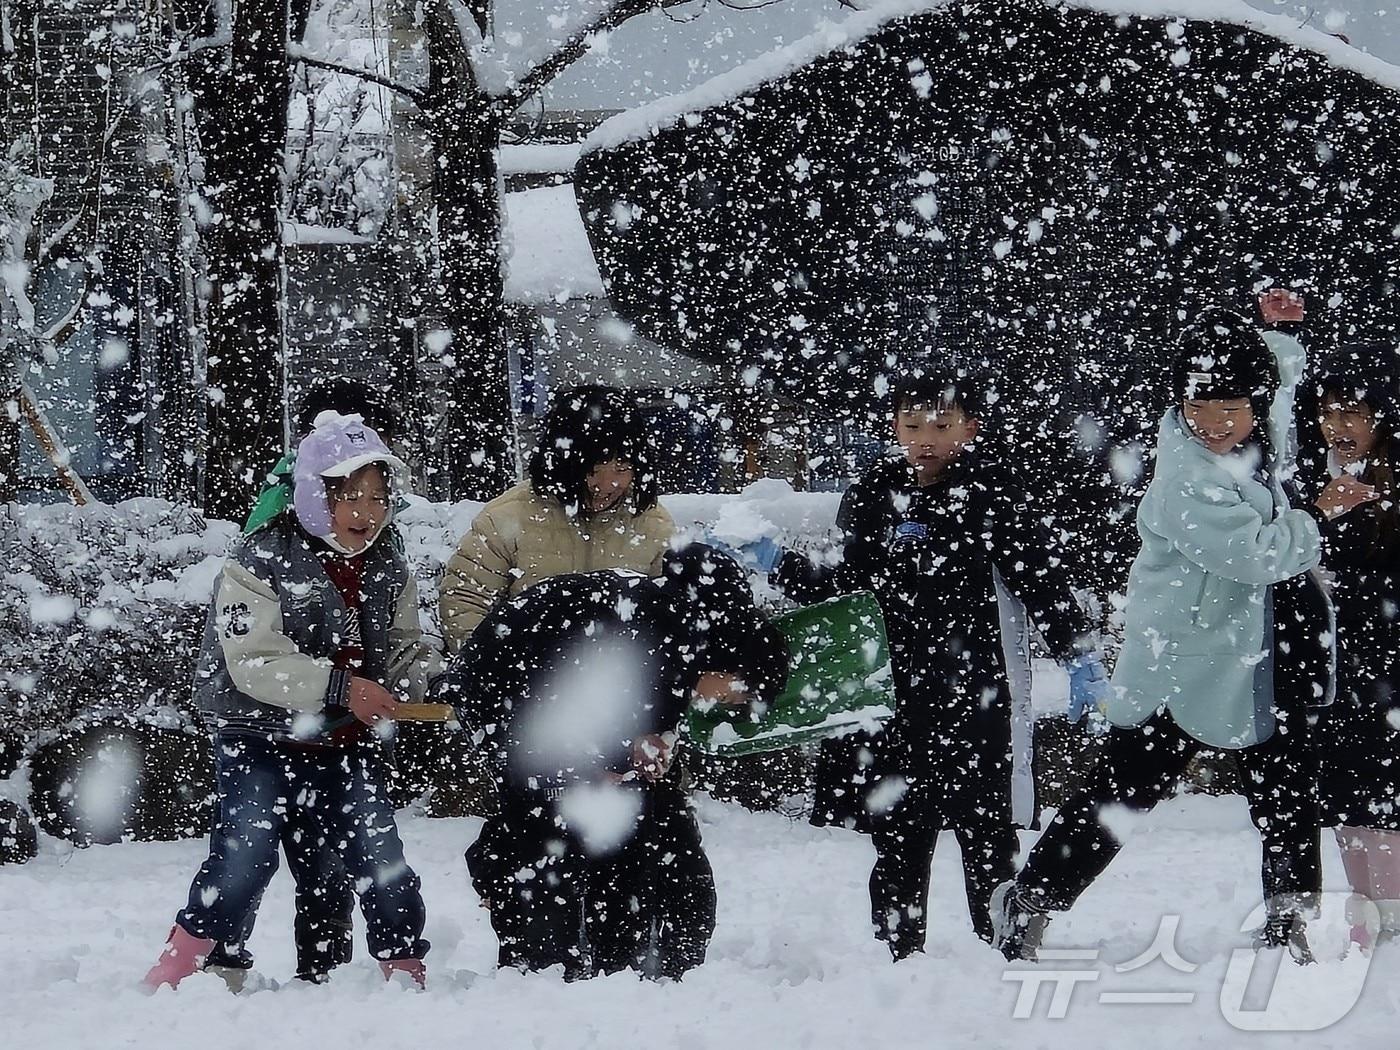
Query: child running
992 307 1368 964
778 366 1102 957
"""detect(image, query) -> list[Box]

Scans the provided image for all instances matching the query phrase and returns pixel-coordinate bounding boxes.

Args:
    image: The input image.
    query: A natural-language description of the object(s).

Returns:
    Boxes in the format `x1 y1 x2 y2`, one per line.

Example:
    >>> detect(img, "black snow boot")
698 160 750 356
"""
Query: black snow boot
294 916 354 983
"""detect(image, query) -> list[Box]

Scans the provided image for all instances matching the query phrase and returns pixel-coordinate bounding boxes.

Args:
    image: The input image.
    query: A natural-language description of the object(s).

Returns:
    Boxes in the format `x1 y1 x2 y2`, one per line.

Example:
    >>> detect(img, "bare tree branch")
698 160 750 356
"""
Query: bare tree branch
290 49 429 109
493 0 699 116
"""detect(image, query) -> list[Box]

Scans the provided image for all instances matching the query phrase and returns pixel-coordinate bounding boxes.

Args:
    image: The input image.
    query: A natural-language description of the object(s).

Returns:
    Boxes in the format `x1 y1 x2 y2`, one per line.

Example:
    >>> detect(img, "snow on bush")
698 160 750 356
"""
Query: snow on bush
0 482 843 746
0 500 236 741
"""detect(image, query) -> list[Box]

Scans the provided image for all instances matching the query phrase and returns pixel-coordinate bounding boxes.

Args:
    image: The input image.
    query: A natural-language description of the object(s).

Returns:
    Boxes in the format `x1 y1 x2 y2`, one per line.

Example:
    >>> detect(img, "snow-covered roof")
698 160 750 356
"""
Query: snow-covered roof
583 0 1400 155
502 184 604 304
499 142 583 176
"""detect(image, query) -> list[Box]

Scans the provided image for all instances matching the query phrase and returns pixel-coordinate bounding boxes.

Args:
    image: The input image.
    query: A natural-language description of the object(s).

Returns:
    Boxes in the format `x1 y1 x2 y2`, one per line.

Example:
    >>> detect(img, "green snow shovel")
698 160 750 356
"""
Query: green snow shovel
686 591 895 758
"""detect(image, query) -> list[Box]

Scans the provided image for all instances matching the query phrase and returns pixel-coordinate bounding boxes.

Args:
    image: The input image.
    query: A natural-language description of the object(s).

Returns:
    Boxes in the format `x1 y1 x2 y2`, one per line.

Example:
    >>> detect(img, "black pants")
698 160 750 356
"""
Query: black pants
1018 707 1320 915
468 782 717 980
869 776 1020 952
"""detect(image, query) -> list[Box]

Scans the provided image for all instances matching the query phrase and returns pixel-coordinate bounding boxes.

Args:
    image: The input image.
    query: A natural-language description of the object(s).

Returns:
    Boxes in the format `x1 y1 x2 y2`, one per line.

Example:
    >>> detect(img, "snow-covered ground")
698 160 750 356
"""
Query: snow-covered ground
3 792 1396 1049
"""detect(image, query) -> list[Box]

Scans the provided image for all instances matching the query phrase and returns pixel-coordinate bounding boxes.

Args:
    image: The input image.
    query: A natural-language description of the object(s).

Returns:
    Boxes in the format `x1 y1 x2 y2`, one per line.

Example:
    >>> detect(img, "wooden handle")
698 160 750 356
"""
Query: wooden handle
393 703 457 723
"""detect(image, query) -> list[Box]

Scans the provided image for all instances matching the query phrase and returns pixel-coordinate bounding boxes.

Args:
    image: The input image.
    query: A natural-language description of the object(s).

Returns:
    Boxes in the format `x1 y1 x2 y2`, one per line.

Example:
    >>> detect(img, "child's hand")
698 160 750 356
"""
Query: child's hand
1315 476 1379 520
348 677 400 725
1258 288 1304 326
693 671 750 707
631 733 676 781
1066 652 1110 722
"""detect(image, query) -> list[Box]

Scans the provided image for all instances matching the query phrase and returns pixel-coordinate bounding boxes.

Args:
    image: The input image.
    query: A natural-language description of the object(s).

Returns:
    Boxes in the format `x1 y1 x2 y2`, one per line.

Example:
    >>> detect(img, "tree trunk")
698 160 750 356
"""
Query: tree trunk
188 0 290 522
0 2 39 504
423 5 514 502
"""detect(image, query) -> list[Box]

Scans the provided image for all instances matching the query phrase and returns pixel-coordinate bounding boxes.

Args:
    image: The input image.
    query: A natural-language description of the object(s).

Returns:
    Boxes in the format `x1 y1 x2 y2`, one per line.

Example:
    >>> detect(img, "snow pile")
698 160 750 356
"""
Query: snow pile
2 794 1397 1047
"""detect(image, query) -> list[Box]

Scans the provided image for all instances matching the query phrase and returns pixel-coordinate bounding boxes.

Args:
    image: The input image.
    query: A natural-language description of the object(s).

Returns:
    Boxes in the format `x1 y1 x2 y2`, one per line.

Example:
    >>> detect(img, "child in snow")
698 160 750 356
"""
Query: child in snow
143 412 441 991
439 544 789 979
205 378 404 986
777 367 1102 957
993 305 1369 964
1295 341 1400 952
439 386 675 653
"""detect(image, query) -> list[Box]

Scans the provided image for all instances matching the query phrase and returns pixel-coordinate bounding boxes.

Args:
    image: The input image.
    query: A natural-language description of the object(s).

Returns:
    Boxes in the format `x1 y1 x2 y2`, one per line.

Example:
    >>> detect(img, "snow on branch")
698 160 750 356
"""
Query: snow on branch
288 41 429 108
448 0 512 97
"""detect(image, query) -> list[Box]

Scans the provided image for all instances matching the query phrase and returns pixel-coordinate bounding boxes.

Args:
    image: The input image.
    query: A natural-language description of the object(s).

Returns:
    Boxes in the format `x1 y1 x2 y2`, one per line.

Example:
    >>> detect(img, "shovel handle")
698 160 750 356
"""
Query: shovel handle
393 702 458 723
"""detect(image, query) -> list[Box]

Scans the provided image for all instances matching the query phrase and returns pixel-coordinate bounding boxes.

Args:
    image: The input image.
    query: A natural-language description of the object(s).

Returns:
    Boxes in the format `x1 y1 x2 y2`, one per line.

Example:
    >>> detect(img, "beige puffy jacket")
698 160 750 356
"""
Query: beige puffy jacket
439 481 676 652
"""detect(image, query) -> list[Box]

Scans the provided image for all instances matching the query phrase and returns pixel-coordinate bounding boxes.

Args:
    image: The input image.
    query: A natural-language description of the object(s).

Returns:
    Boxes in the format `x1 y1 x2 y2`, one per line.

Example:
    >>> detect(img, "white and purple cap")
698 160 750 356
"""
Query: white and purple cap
293 410 409 544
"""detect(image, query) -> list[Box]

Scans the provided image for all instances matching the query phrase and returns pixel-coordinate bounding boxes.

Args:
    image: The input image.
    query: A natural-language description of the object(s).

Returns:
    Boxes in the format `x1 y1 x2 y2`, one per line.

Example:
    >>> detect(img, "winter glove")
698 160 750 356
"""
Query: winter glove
702 531 785 575
1065 652 1110 723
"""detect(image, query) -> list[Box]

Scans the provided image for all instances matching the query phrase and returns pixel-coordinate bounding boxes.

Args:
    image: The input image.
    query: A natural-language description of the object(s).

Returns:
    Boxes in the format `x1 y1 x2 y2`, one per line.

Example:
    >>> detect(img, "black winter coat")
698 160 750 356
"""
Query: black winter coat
437 571 701 797
779 452 1092 826
1296 344 1400 828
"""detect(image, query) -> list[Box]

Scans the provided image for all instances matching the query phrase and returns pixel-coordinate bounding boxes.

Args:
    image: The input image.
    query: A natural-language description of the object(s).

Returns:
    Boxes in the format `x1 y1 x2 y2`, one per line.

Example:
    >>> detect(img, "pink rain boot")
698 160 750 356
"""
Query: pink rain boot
380 958 426 989
1345 894 1380 957
142 925 216 992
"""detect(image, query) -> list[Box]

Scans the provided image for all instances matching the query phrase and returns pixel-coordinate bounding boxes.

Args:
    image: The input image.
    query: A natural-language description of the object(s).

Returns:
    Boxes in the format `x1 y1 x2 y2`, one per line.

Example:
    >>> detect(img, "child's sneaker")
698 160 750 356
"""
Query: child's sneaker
1251 912 1314 965
142 925 216 992
990 880 1049 962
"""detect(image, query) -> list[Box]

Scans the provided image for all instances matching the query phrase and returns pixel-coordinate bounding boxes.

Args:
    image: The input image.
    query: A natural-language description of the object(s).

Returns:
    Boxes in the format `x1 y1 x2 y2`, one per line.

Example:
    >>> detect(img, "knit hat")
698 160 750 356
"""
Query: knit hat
293 411 409 546
1171 308 1278 405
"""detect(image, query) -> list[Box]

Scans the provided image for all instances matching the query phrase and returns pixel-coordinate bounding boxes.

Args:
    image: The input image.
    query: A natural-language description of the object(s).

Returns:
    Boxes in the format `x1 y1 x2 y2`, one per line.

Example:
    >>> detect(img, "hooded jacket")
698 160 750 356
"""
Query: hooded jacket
193 516 441 740
1105 332 1325 748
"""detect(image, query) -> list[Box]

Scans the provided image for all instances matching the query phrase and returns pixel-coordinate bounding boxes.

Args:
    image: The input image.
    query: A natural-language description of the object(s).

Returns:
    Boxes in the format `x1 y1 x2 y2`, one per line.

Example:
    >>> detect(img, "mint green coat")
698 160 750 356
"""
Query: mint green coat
1104 334 1323 749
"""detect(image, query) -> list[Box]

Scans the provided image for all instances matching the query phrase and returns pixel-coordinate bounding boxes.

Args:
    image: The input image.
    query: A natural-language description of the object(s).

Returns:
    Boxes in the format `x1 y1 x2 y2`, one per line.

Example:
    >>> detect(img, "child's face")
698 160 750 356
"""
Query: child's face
1183 398 1256 456
586 459 634 513
1319 392 1379 467
895 403 979 484
328 464 391 553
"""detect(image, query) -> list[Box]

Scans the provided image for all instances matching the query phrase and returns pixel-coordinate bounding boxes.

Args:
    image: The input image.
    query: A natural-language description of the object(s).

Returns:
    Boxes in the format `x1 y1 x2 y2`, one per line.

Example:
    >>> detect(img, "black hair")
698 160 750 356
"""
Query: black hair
890 364 992 420
1171 309 1278 469
295 378 400 442
1296 342 1400 554
1170 309 1278 406
527 385 660 518
658 543 790 706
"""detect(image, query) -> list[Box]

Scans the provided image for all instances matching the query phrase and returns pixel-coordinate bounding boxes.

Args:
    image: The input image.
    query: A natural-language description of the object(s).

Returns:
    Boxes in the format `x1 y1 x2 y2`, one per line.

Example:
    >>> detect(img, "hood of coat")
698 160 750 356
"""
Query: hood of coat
293 411 409 554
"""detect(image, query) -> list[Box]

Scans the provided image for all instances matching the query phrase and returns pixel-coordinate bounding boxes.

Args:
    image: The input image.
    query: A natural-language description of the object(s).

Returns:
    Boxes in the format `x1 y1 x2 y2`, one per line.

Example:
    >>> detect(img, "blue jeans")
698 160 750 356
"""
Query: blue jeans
177 736 427 961
209 806 356 978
